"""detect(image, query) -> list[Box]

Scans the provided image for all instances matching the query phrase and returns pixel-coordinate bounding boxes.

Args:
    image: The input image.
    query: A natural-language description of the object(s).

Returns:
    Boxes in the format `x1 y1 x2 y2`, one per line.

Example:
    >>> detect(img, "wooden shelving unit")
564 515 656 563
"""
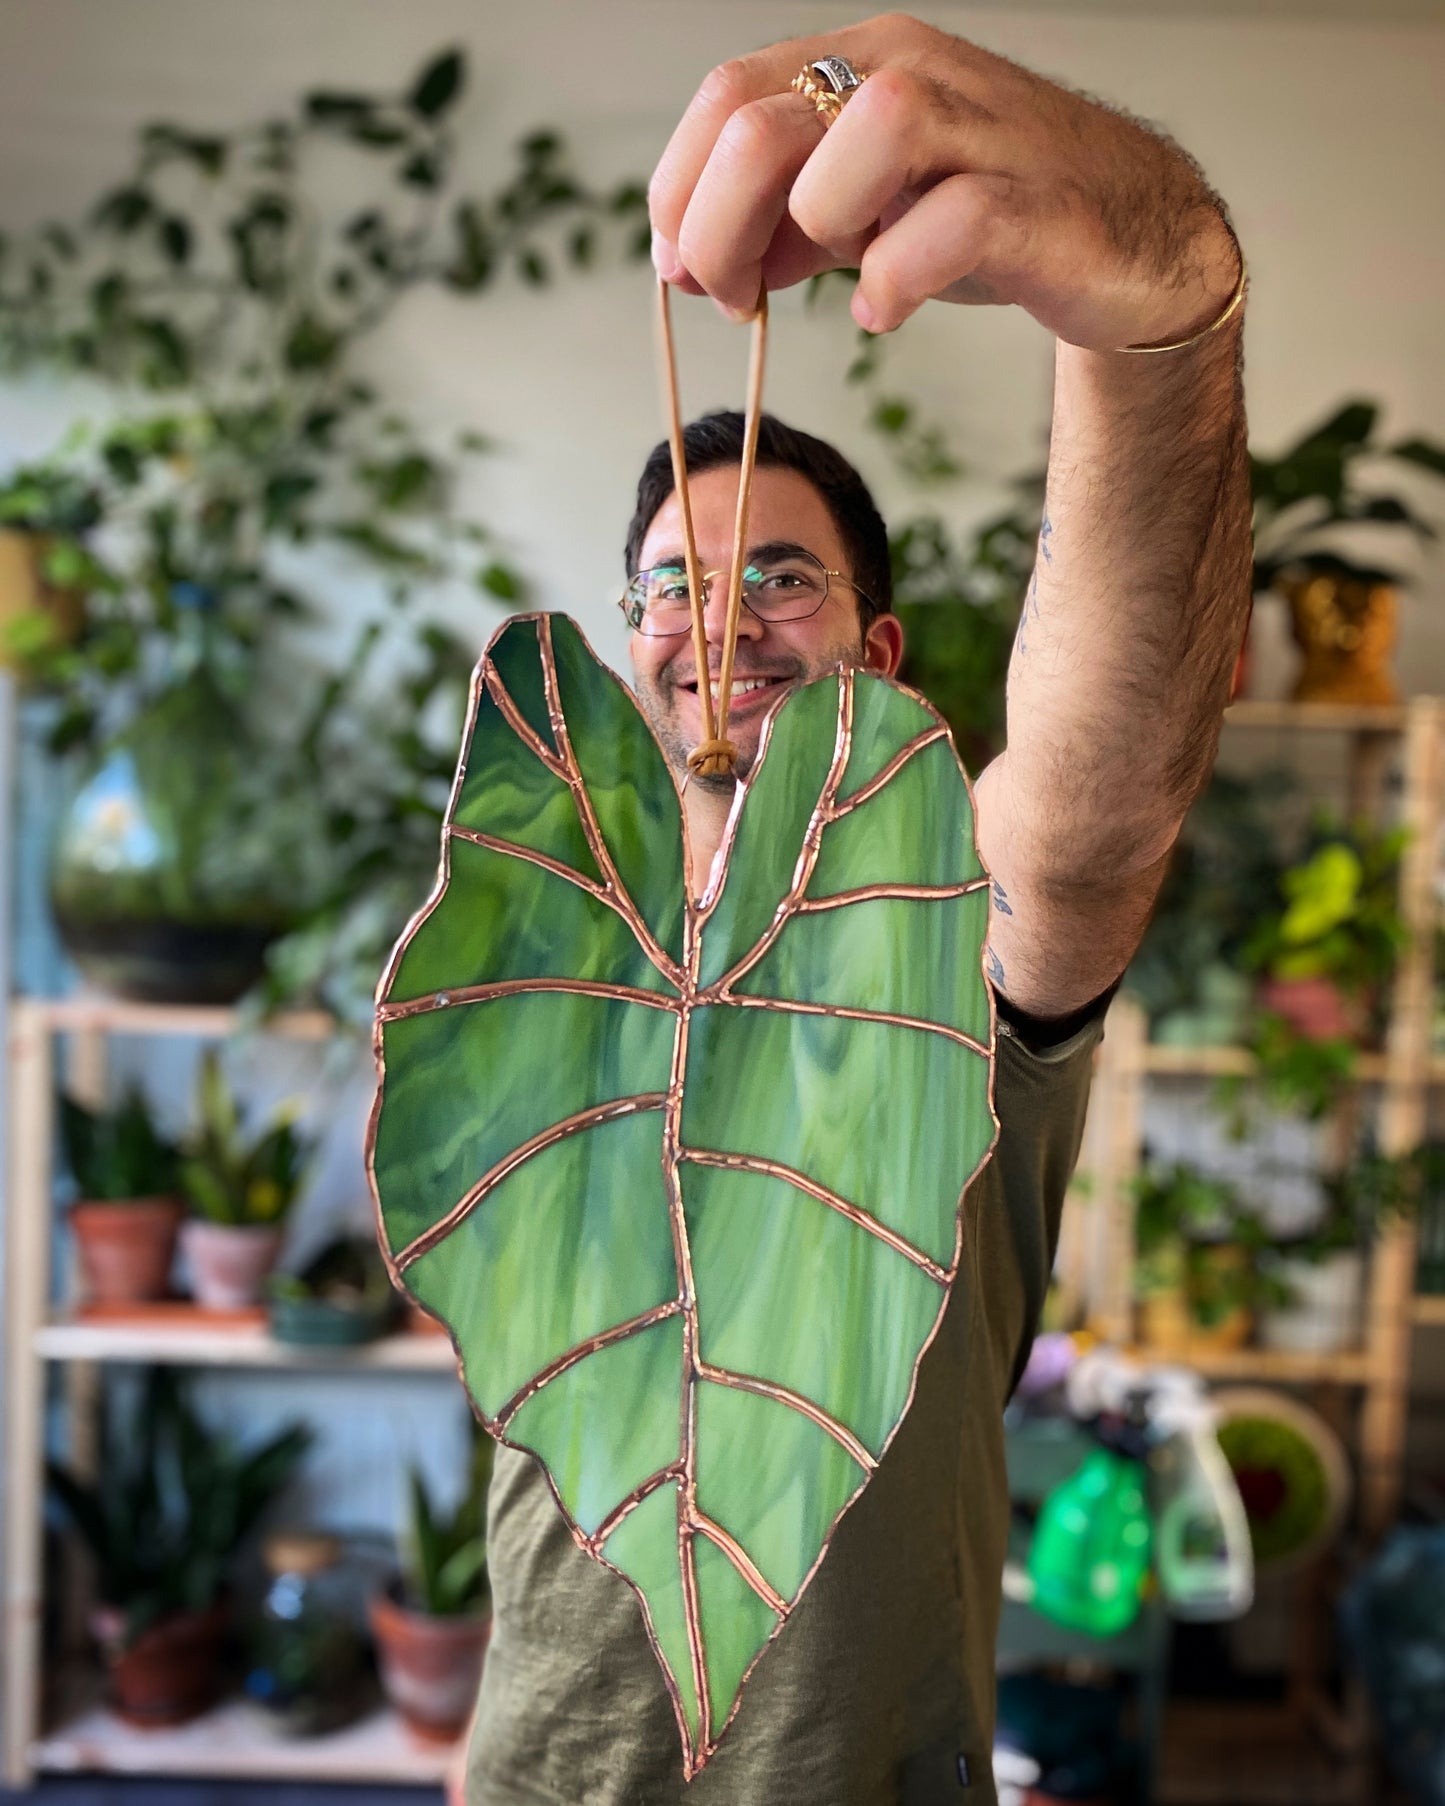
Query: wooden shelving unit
1 995 463 1790
1069 695 1445 1806
1079 696 1445 1523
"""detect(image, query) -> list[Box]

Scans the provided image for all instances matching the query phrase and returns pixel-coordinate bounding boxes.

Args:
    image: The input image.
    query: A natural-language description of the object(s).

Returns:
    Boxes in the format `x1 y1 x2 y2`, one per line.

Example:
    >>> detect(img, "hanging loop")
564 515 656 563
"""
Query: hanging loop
654 275 770 781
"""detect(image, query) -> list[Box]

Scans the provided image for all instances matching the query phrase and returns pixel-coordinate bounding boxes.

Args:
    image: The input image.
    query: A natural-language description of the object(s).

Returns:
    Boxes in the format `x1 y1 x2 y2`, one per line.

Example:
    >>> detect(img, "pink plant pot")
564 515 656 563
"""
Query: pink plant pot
181 1219 285 1310
1257 976 1355 1043
368 1587 491 1742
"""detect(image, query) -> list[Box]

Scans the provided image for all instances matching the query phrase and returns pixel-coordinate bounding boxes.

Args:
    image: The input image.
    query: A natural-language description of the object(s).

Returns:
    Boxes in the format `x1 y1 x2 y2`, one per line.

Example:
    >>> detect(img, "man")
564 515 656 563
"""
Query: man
460 14 1250 1804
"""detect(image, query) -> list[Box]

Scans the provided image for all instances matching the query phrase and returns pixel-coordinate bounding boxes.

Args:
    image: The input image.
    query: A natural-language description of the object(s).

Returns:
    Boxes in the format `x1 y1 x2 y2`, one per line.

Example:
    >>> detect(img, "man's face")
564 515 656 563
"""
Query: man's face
629 465 901 784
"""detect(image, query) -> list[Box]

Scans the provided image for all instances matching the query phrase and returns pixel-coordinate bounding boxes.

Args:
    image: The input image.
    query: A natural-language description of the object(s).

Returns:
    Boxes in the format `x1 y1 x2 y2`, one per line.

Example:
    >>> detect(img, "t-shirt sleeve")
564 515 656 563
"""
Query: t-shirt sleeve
973 1009 1104 1404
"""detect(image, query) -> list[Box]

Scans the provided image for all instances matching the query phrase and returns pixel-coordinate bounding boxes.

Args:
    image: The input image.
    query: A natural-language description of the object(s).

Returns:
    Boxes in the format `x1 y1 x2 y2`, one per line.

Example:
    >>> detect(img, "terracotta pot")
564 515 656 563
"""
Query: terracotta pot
89 1601 227 1726
70 1197 183 1305
1257 974 1354 1042
182 1219 286 1310
1279 570 1397 707
368 1586 490 1741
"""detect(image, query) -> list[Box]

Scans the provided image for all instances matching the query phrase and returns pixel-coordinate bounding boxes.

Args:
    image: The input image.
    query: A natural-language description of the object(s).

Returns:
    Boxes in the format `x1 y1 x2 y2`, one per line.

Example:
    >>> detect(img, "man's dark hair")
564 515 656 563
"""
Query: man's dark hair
624 410 892 628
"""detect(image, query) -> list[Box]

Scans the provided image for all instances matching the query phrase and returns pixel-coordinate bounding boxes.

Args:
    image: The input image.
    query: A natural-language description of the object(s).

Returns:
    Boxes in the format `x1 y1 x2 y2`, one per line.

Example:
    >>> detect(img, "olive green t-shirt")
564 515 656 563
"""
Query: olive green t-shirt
465 1013 1101 1806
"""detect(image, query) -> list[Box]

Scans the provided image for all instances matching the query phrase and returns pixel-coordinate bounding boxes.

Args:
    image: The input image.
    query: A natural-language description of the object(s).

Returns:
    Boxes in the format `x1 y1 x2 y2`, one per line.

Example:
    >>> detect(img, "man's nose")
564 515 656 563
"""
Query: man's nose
701 569 763 645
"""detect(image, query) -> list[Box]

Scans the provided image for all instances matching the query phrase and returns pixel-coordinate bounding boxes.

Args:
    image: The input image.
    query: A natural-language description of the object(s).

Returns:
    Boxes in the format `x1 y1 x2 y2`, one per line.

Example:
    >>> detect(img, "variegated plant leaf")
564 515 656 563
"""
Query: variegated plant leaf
367 612 997 1775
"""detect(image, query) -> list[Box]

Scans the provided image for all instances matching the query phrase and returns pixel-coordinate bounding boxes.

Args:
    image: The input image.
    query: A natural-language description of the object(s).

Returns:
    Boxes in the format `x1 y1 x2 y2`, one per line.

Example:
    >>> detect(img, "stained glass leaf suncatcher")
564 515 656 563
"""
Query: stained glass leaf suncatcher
367 611 998 1776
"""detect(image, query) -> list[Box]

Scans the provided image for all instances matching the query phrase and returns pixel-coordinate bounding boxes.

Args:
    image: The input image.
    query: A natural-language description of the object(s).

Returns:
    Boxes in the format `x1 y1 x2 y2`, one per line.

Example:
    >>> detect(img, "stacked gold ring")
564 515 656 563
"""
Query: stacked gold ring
790 55 867 127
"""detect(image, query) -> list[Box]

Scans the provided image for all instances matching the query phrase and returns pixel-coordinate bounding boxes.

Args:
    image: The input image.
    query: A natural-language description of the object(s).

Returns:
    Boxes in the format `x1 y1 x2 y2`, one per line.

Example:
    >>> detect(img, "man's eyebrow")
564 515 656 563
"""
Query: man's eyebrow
645 539 818 569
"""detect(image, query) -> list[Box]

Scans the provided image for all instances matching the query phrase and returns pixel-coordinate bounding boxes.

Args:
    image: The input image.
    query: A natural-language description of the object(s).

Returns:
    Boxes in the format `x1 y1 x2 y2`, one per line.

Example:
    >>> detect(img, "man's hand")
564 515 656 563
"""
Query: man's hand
649 12 1239 349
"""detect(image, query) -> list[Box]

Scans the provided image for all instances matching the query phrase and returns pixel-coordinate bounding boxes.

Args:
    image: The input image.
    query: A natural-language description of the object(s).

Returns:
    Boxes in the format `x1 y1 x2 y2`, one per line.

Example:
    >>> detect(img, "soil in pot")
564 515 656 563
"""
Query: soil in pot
90 1601 228 1727
368 1584 490 1741
70 1197 183 1305
183 1220 286 1311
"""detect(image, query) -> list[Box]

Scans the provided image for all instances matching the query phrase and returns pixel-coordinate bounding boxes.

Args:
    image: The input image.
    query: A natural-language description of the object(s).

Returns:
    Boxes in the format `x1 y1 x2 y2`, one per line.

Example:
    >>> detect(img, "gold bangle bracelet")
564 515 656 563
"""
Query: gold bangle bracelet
1116 226 1247 355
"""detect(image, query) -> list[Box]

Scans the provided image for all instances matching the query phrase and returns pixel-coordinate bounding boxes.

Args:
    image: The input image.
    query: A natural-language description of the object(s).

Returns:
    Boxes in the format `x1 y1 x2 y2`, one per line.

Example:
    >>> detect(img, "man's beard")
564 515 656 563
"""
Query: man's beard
632 653 810 789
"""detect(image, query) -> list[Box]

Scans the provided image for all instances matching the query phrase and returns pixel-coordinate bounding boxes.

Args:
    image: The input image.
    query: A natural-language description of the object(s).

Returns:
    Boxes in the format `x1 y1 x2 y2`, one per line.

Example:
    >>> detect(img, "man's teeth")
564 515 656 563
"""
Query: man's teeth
704 677 772 701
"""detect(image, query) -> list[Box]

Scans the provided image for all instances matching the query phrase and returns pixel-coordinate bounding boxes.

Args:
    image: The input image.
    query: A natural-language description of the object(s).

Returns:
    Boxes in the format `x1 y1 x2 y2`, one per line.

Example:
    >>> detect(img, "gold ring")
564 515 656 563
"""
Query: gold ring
790 56 867 128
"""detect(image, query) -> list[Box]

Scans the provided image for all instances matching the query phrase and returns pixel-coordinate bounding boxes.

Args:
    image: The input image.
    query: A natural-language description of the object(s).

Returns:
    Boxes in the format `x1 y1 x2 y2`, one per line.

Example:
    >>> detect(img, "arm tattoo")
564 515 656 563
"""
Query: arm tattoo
985 944 1006 989
991 879 1013 916
1015 503 1053 657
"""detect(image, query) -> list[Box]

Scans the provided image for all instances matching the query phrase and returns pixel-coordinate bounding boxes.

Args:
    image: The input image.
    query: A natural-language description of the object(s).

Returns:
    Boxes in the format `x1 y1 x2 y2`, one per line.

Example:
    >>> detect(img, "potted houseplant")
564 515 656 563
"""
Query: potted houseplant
1132 1162 1261 1355
61 1086 183 1306
48 1368 311 1725
1251 401 1445 705
268 1235 399 1348
178 1050 313 1309
0 460 104 671
1242 817 1407 1043
1259 1146 1427 1354
369 1428 493 1742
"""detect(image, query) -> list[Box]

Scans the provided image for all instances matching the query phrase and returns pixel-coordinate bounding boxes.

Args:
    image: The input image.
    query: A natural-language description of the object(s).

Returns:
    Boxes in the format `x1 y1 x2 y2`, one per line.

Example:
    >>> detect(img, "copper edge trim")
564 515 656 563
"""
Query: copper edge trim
680 1148 948 1284
492 1300 684 1434
703 670 855 993
588 1462 686 1553
695 1359 877 1474
796 877 989 912
393 1092 668 1272
829 723 949 818
484 665 568 780
377 977 679 1023
701 991 990 1057
537 616 686 991
690 1510 788 1617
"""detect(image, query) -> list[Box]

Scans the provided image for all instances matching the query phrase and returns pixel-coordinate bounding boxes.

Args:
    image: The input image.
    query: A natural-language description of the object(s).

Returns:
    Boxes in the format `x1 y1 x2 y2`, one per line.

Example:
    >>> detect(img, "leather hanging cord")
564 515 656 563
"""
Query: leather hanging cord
655 274 769 781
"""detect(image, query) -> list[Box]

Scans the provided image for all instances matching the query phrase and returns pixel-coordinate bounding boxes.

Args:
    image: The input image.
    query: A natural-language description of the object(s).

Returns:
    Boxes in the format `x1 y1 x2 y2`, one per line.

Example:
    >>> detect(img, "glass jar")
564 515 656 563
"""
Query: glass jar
245 1532 367 1736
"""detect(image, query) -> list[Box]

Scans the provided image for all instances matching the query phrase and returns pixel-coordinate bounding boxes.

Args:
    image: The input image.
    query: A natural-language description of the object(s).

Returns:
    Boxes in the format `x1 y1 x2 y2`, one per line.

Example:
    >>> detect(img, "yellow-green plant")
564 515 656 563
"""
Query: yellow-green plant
179 1051 312 1227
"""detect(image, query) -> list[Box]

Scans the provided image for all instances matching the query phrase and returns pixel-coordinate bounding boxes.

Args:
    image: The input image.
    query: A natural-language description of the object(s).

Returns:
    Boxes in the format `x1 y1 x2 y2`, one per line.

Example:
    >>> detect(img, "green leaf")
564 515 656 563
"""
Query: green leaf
408 49 465 119
1391 436 1445 479
369 614 995 1770
478 562 523 601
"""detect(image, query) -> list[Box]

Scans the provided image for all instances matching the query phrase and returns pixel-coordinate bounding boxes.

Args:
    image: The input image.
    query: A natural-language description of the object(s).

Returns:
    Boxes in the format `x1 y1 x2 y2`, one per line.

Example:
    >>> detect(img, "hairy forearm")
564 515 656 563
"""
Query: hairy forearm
988 318 1252 882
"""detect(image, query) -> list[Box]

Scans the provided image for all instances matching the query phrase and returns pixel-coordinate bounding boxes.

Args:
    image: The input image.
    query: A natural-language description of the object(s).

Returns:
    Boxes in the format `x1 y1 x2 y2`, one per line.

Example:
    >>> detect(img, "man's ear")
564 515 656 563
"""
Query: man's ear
863 610 905 678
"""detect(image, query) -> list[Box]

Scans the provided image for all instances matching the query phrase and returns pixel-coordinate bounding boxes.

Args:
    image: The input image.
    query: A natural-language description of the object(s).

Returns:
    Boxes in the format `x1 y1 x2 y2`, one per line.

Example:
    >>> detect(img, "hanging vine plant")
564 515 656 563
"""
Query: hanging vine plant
0 47 650 1021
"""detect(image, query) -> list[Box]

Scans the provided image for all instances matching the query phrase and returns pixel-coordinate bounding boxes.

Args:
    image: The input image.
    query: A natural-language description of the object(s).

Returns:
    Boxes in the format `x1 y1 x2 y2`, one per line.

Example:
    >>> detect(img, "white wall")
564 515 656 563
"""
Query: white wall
0 0 1441 683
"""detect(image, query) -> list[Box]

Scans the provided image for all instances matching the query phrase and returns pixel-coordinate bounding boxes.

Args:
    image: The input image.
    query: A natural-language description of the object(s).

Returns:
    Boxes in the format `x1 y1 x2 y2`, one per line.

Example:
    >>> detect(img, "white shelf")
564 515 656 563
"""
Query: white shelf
18 993 338 1040
35 1318 459 1373
34 1691 455 1784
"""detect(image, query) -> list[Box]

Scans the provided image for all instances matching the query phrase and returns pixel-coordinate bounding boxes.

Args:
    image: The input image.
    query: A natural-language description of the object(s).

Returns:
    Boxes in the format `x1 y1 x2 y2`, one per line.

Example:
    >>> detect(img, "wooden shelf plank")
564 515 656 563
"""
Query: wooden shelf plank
1224 700 1408 733
34 1691 454 1784
1126 1344 1377 1384
35 1317 458 1373
1413 1294 1445 1327
1138 1043 1387 1081
17 994 338 1040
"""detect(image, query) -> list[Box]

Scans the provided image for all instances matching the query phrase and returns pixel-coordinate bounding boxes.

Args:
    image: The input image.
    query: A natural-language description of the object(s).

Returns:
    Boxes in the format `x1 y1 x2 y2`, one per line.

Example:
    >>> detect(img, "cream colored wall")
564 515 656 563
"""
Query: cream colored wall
0 0 1441 688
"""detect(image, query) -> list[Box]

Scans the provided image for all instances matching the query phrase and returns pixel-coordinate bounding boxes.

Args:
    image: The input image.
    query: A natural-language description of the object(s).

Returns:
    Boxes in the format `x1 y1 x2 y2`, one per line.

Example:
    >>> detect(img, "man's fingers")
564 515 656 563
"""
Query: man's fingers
788 68 996 253
676 94 823 316
853 172 1022 332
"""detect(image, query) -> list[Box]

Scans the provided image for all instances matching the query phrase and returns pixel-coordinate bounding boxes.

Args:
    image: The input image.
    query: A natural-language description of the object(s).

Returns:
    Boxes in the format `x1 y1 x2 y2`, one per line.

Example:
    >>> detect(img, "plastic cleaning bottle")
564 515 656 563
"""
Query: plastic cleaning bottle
1026 1441 1153 1637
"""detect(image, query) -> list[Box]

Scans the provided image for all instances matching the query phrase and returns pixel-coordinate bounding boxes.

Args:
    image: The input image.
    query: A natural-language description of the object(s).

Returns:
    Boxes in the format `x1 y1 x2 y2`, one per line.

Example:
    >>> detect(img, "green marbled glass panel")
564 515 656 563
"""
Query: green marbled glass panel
404 1105 678 1416
549 616 687 970
374 990 674 1254
603 1480 699 1744
681 1000 987 1270
369 625 996 1775
735 888 992 1043
693 1532 780 1738
694 1379 867 1602
696 677 840 988
834 676 937 806
388 837 670 1001
683 1159 944 1456
808 737 984 898
505 1313 685 1538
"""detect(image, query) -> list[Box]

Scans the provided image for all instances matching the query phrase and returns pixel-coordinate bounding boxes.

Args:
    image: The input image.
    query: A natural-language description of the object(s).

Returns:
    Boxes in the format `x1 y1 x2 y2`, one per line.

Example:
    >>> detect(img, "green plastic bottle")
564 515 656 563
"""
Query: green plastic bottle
1026 1446 1153 1637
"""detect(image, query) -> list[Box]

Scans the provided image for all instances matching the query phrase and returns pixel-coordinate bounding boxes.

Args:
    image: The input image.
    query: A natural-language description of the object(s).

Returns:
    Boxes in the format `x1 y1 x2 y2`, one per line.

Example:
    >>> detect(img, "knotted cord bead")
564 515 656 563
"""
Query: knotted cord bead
687 738 738 779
